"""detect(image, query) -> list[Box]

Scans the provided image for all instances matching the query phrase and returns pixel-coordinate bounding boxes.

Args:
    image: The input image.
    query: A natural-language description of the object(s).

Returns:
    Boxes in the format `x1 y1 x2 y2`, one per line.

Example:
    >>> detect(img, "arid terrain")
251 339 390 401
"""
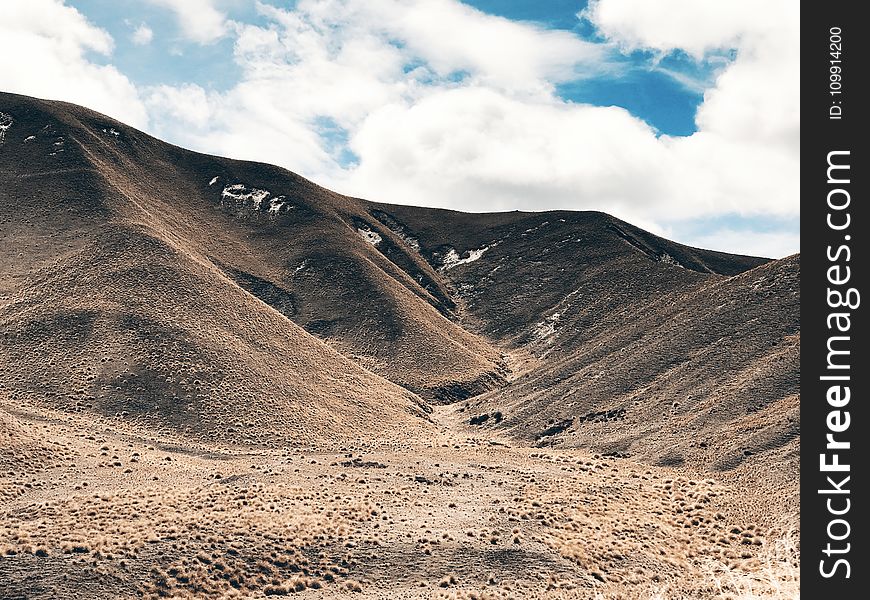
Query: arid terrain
0 92 799 599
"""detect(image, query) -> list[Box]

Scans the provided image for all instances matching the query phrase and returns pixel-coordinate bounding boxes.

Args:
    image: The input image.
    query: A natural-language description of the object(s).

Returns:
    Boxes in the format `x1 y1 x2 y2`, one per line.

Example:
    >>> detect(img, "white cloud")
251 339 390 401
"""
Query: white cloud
3 0 799 256
145 81 336 178
144 0 617 183
343 87 671 218
146 84 212 129
586 0 760 57
132 23 154 46
141 0 796 234
288 0 610 91
0 0 147 129
337 87 797 230
585 0 799 150
145 0 227 44
586 0 799 225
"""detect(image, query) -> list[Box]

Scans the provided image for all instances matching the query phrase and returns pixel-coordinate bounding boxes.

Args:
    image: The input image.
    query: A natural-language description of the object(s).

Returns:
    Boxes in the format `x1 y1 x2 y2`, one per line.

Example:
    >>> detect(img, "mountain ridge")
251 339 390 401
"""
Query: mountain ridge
1 91 797 467
0 90 801 600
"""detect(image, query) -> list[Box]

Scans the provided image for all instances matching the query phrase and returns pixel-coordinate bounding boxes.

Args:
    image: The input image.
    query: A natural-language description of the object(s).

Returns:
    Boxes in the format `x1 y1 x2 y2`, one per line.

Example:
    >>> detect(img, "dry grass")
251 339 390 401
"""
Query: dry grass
0 409 801 599
703 526 800 600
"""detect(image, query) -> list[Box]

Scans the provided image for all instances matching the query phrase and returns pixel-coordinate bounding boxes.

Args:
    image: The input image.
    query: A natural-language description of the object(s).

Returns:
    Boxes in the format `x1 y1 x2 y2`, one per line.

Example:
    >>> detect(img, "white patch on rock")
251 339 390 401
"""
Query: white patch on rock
357 227 382 246
534 312 561 341
209 176 220 186
0 113 12 144
395 231 420 250
292 260 308 275
267 196 288 214
49 137 65 155
219 183 292 219
523 221 549 235
440 248 461 269
371 212 421 251
658 253 683 268
24 135 36 143
221 183 270 209
441 245 491 270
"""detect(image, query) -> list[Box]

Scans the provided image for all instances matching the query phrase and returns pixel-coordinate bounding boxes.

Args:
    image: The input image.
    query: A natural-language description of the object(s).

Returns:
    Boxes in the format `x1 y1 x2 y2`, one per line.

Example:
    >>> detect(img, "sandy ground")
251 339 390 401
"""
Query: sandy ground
0 403 798 600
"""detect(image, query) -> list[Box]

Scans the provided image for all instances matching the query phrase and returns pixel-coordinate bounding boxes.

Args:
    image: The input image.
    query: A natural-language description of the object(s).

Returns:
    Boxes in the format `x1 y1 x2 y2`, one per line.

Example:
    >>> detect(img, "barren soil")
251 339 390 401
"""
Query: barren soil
0 400 798 600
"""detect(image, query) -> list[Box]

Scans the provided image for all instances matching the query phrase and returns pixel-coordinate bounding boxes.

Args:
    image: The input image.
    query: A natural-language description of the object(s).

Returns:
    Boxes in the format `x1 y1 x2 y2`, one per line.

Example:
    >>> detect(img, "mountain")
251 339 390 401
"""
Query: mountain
0 91 801 600
0 92 445 447
0 91 797 462
372 203 798 482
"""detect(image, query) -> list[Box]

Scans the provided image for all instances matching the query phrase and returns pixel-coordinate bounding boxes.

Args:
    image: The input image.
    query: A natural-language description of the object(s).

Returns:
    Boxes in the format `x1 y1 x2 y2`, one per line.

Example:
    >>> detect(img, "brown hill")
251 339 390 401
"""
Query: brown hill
453 255 799 467
0 92 450 447
367 203 798 478
1 91 798 467
0 91 800 600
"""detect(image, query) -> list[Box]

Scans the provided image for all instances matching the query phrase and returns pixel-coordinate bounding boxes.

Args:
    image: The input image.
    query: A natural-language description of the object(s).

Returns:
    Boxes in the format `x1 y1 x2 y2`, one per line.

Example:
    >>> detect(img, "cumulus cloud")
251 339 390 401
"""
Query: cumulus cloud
587 0 799 225
587 0 761 57
139 0 797 239
289 0 610 91
587 0 799 149
145 0 227 44
144 0 616 183
344 88 670 216
4 0 798 255
0 0 147 129
145 81 335 178
132 24 154 46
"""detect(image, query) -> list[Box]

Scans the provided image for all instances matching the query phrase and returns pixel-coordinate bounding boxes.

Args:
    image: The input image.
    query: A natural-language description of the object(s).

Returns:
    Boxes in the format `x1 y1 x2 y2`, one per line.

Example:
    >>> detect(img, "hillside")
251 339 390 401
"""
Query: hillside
1 90 799 458
373 201 798 500
0 91 799 600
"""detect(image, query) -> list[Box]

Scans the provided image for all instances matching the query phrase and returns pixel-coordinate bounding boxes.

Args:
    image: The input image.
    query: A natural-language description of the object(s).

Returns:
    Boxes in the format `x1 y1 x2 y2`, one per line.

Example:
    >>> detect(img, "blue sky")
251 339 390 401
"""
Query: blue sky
463 0 590 28
78 0 715 136
2 0 799 257
466 1 727 137
69 0 256 90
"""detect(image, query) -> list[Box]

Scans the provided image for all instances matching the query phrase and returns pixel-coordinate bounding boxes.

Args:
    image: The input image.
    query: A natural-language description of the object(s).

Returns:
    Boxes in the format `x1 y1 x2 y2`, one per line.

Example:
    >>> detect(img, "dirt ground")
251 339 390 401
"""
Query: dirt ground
0 402 798 600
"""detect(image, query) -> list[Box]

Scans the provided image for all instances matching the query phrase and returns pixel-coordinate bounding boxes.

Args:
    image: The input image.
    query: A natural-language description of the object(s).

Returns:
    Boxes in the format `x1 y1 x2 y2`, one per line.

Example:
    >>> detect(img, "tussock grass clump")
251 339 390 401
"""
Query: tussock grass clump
1 475 377 599
703 527 800 600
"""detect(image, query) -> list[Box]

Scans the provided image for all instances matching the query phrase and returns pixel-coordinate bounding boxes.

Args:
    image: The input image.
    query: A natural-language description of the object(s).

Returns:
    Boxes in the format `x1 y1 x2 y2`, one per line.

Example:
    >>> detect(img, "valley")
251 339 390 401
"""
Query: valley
0 91 799 599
